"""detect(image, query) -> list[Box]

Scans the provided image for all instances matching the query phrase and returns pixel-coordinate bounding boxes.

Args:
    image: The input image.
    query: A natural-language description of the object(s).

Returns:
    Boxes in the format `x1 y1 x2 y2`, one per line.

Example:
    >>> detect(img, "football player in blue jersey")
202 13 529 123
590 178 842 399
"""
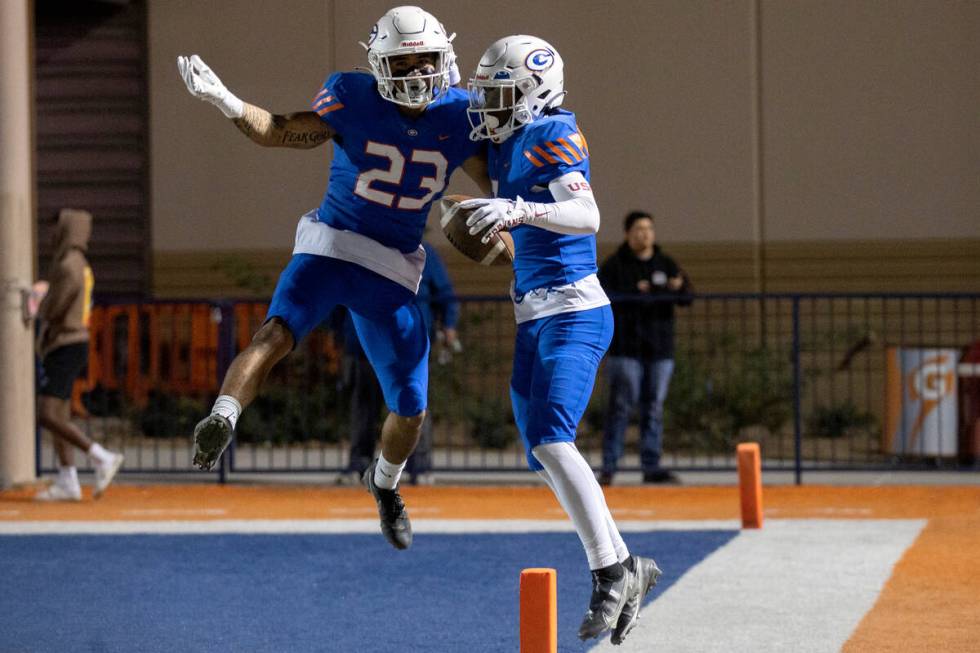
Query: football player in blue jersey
462 36 661 643
176 6 489 550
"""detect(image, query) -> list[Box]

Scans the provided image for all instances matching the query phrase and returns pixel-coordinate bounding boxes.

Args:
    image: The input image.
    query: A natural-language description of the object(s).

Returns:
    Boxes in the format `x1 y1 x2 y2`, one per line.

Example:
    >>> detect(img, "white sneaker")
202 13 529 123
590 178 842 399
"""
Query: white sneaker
36 481 82 502
93 452 124 498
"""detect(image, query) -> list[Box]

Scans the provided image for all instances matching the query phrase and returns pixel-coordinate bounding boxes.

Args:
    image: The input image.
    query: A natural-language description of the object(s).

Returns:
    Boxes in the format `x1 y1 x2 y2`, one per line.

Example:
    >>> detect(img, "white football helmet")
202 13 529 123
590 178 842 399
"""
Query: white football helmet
467 35 565 143
361 6 455 108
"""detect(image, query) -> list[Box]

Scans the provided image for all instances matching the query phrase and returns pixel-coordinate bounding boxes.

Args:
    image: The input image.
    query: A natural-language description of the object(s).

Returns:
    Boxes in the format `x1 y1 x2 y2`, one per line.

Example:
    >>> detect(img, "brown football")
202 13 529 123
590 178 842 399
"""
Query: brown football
438 194 515 266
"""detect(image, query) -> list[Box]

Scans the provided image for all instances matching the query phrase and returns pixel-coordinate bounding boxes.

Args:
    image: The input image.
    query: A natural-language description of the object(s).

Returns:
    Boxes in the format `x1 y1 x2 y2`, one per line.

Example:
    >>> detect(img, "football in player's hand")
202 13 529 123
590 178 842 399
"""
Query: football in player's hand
438 194 515 266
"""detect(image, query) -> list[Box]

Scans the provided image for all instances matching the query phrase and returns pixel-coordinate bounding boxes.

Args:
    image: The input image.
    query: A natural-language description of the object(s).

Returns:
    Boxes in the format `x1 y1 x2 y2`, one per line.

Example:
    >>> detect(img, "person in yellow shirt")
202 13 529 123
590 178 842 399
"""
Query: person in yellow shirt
35 209 123 501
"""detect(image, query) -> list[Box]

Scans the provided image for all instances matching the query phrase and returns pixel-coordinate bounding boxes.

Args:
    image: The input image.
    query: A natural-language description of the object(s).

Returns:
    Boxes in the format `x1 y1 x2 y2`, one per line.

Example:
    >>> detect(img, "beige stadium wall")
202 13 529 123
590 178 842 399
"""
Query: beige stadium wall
149 1 979 298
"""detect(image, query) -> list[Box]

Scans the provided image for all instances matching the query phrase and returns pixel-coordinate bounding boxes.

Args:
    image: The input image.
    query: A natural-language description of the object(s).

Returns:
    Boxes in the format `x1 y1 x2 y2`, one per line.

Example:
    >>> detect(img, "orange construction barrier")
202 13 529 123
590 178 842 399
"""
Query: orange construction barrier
737 442 764 529
520 568 557 653
234 303 268 352
76 302 225 406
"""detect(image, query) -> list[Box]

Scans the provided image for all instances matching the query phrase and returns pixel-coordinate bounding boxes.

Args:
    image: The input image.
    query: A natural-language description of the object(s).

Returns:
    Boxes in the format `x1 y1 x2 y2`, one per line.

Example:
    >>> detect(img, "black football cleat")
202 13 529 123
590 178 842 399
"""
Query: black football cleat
578 565 630 640
192 414 233 471
611 556 663 645
362 461 413 550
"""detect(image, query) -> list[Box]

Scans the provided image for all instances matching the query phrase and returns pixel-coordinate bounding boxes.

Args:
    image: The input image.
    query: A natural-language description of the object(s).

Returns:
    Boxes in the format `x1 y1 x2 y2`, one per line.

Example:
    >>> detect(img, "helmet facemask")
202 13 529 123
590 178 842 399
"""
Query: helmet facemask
369 49 450 108
467 78 536 143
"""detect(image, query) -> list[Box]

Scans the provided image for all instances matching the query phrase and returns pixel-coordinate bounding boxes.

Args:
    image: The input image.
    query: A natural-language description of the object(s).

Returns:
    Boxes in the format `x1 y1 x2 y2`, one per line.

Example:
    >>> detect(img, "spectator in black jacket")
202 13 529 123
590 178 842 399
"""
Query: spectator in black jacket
597 211 692 484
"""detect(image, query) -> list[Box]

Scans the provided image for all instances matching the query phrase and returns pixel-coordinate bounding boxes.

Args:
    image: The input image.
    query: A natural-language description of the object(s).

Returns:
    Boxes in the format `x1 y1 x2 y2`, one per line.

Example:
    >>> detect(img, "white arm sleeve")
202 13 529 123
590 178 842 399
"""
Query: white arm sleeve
521 171 600 235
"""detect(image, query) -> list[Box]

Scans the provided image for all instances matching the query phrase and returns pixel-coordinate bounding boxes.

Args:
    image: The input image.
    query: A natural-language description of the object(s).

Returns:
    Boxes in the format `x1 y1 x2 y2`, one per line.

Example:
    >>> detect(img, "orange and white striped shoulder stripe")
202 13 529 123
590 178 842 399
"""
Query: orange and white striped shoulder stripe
312 87 345 116
523 131 589 168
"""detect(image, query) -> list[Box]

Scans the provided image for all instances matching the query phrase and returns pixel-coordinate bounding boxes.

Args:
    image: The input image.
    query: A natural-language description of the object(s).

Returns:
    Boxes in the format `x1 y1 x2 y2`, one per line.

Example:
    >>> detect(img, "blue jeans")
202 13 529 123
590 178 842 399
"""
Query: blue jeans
601 357 675 474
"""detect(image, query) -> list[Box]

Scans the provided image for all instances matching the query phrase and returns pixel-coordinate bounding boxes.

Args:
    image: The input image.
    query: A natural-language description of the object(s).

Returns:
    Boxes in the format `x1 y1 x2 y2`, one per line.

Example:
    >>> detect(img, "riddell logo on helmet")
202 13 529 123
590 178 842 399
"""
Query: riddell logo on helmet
400 40 425 47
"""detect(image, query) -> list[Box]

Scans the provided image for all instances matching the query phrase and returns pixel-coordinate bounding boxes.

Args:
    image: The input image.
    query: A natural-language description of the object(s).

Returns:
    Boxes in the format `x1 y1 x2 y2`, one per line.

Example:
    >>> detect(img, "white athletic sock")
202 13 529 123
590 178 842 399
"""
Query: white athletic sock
57 465 80 490
374 453 405 490
86 442 112 466
211 395 242 430
532 441 619 570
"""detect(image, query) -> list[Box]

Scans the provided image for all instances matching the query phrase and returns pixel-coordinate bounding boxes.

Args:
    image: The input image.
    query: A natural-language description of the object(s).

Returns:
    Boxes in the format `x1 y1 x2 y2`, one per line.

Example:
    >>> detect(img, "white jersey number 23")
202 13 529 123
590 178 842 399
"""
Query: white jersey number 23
354 142 447 211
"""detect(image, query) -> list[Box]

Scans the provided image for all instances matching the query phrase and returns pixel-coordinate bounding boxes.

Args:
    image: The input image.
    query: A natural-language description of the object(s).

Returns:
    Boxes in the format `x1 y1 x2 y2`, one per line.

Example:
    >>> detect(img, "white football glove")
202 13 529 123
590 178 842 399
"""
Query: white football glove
177 54 244 119
447 50 461 86
462 197 530 243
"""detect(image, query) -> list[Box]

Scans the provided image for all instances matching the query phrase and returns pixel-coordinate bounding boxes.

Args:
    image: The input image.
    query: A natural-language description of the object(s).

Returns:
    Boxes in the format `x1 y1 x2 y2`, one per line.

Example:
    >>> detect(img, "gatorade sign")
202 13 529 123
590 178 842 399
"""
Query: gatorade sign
885 347 959 456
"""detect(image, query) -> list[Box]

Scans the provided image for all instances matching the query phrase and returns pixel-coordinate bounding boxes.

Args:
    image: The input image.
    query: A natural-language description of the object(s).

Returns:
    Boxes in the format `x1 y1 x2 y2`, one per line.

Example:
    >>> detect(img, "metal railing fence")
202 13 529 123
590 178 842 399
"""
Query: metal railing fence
38 293 980 483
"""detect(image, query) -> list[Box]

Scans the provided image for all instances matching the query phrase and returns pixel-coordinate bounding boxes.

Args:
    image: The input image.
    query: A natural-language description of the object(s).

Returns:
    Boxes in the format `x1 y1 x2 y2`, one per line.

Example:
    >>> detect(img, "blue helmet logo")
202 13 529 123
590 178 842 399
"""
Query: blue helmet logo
368 24 378 45
525 48 554 72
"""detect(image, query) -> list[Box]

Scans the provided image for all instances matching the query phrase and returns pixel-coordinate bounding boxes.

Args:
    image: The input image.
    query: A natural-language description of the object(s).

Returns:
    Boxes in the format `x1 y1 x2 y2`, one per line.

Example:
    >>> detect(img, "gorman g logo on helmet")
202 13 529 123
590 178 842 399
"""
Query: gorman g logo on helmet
525 49 555 71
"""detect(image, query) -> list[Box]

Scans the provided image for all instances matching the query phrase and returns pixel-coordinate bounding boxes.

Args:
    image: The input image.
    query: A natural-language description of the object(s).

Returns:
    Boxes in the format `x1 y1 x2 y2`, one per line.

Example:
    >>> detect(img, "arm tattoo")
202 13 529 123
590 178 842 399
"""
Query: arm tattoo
231 103 329 149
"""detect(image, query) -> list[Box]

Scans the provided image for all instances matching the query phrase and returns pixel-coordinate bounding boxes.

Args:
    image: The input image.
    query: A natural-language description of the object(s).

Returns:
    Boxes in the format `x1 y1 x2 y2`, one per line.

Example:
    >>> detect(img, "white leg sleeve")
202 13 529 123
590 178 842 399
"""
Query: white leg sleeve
537 464 630 564
604 501 630 564
532 441 620 570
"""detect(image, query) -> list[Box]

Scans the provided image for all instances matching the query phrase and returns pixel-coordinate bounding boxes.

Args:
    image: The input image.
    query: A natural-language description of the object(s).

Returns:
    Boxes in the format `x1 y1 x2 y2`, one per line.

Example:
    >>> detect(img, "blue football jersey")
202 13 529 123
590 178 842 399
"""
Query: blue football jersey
312 72 481 254
488 110 597 295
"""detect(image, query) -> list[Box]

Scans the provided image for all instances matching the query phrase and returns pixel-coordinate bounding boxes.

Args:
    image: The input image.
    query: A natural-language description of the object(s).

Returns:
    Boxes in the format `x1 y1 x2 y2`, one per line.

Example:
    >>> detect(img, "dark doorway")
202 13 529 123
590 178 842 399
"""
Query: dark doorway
35 0 150 298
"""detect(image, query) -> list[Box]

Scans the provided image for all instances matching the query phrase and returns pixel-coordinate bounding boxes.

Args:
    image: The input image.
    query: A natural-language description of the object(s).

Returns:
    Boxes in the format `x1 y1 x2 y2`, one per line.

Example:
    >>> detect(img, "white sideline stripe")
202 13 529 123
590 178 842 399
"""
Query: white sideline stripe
0 519 739 536
592 519 926 653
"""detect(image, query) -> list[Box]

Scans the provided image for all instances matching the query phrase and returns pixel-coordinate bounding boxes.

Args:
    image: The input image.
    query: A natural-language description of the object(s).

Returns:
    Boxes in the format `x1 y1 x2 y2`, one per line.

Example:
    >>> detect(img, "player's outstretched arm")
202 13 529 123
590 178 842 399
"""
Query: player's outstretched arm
177 54 332 149
232 105 332 149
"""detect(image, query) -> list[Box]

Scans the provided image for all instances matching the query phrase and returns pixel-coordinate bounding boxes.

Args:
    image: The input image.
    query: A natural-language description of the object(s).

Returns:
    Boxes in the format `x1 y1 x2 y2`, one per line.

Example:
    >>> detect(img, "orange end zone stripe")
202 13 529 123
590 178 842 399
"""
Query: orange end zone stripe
524 151 545 167
546 142 574 165
5 485 979 522
316 103 344 115
532 145 558 164
843 511 980 653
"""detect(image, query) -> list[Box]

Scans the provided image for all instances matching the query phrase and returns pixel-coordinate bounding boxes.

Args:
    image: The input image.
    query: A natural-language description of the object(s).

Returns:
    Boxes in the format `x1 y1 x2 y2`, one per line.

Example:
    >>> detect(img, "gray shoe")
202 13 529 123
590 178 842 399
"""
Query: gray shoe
362 461 413 550
35 481 82 502
611 557 662 645
578 566 630 640
192 414 233 471
93 452 124 498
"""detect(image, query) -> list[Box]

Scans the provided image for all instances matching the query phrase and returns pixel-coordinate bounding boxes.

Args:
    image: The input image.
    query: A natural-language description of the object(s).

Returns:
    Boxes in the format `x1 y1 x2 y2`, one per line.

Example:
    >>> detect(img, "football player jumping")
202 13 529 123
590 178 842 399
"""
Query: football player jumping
177 6 489 550
462 36 661 643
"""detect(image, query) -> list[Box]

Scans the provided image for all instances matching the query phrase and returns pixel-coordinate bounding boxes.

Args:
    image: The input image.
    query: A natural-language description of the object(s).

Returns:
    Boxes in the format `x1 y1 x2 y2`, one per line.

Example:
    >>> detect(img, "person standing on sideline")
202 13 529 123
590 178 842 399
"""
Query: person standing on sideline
405 238 460 484
597 211 692 485
336 238 460 486
35 209 124 501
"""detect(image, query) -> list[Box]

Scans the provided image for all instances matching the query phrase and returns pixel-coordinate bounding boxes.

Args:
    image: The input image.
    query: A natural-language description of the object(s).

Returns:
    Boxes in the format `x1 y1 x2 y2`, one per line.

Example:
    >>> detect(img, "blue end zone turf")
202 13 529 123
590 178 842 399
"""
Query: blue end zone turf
0 529 737 652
